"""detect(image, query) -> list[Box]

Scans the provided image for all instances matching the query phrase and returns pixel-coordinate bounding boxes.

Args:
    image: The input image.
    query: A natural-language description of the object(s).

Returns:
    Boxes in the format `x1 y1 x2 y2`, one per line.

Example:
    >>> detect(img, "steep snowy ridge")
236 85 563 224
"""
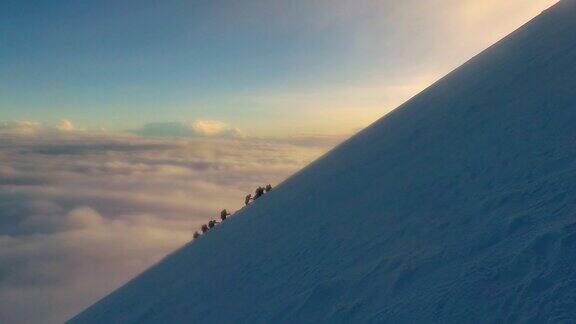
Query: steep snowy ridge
72 1 576 323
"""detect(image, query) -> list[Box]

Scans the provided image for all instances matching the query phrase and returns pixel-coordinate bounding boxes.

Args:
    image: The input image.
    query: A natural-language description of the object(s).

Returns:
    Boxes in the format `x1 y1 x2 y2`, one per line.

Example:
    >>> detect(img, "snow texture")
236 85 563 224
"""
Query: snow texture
71 1 576 323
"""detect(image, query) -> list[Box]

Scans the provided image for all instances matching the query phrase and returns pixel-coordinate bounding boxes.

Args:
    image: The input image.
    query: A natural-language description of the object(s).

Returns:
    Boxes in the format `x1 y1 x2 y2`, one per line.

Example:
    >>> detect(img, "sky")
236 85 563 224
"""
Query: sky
0 1 561 323
0 0 558 136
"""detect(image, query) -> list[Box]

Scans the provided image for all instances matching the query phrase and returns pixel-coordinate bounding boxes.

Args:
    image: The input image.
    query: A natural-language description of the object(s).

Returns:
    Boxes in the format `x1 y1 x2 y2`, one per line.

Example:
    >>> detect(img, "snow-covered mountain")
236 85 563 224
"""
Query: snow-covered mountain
71 1 576 322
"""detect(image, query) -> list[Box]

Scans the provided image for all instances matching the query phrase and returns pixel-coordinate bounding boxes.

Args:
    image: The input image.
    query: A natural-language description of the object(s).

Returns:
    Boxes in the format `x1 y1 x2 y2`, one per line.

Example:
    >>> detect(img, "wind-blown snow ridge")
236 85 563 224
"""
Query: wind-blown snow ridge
72 1 576 322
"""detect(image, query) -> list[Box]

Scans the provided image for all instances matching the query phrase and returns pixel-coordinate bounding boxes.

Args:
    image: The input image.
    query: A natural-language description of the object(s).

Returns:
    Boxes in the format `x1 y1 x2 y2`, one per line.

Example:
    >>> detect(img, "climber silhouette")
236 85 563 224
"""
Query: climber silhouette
254 186 265 200
201 224 209 233
245 194 252 206
193 231 200 239
265 184 272 192
220 209 231 221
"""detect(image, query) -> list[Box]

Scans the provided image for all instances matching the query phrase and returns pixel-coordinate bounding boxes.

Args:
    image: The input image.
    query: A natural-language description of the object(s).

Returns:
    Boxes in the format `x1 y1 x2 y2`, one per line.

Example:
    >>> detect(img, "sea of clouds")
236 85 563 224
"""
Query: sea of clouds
0 120 341 323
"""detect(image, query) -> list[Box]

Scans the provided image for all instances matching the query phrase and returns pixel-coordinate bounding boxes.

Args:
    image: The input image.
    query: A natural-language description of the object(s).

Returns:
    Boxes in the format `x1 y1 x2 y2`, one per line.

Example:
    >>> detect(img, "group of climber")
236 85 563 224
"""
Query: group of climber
192 184 273 240
245 184 272 206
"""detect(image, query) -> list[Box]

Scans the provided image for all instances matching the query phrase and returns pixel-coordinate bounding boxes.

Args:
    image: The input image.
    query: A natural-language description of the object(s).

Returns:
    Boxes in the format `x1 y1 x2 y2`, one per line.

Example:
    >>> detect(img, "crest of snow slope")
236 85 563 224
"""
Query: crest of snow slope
72 1 576 323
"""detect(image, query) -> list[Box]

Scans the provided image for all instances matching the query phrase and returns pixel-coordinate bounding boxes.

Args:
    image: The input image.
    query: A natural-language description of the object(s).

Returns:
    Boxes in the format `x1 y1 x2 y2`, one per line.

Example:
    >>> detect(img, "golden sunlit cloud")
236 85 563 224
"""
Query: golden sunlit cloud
56 119 75 132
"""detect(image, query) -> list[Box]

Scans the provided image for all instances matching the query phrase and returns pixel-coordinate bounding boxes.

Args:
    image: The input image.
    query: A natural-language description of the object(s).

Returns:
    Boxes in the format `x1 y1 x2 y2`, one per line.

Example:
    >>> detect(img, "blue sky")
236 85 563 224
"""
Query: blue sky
0 0 557 135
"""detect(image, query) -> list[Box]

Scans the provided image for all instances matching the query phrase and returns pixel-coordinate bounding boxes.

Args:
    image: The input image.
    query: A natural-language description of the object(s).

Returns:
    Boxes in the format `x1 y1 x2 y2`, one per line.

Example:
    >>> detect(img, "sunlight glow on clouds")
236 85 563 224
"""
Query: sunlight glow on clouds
1 119 77 136
56 119 75 132
0 121 43 136
135 120 244 138
456 0 558 23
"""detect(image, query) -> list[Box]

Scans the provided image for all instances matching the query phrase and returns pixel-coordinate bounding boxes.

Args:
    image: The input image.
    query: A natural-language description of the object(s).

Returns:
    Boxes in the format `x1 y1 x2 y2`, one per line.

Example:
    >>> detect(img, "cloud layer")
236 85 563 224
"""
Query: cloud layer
0 119 77 136
0 126 334 323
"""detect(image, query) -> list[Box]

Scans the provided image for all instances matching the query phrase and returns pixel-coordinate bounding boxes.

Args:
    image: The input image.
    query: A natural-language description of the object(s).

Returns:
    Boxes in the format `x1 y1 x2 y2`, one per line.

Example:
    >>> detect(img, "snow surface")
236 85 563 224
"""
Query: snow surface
71 1 576 323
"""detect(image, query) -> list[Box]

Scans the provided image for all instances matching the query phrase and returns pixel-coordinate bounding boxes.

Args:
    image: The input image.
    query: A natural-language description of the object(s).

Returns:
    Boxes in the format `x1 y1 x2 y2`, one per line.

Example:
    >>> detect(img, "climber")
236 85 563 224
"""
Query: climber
265 184 272 192
254 186 265 200
245 194 252 206
208 220 217 229
193 231 200 239
220 209 231 221
201 224 209 233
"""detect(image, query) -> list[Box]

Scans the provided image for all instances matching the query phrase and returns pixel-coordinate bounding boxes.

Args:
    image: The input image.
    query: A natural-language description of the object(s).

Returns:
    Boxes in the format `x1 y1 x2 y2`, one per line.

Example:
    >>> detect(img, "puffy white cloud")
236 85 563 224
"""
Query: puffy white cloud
0 119 77 136
62 207 103 230
190 120 243 137
55 119 75 132
0 121 43 136
0 128 332 324
135 120 244 139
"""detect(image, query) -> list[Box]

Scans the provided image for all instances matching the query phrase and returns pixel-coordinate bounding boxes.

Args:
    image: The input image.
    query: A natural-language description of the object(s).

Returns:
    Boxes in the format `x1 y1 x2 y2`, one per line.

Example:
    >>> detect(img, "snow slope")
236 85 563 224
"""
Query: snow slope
71 1 576 323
